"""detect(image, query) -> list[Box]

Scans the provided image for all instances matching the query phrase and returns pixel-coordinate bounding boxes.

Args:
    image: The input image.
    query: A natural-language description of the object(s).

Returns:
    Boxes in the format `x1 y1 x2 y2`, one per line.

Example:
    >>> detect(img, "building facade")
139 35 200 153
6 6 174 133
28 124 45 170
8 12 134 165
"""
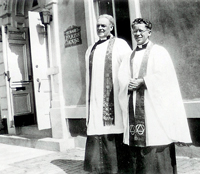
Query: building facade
0 0 199 151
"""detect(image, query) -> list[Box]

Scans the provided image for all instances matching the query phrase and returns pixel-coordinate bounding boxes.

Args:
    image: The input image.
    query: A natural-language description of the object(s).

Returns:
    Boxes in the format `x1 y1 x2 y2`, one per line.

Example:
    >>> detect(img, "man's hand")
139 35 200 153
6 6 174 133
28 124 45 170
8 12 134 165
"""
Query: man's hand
128 78 144 91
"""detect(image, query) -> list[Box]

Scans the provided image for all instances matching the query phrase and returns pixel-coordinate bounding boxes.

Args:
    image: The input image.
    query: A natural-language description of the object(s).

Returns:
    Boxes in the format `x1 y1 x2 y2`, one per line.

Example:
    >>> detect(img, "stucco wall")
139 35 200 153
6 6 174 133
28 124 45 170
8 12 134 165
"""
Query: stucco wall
58 0 88 106
140 0 200 101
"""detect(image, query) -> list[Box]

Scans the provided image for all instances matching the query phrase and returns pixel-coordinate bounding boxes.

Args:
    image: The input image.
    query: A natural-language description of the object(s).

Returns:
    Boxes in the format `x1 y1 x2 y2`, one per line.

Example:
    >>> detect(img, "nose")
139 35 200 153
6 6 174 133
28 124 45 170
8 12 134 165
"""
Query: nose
98 25 103 29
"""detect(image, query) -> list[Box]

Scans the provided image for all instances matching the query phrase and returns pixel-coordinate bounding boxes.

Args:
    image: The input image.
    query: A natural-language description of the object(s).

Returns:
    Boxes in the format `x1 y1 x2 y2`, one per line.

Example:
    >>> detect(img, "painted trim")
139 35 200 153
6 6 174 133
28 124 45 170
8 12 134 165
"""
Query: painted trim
128 0 140 49
84 0 98 47
184 102 200 118
1 25 15 132
184 100 200 104
50 3 70 138
65 105 86 119
134 0 141 18
63 102 200 119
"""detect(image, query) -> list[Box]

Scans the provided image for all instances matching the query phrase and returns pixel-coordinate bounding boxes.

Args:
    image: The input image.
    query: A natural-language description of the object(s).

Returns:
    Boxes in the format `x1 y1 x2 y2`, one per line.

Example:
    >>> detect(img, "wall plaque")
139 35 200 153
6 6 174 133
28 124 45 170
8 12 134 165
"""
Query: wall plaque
64 26 82 48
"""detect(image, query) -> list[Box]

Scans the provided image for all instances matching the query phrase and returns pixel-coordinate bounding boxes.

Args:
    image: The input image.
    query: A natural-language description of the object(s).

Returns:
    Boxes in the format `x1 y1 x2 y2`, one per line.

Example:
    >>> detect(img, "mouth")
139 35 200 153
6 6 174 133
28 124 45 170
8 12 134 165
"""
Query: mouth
98 29 105 32
135 37 142 42
135 35 143 39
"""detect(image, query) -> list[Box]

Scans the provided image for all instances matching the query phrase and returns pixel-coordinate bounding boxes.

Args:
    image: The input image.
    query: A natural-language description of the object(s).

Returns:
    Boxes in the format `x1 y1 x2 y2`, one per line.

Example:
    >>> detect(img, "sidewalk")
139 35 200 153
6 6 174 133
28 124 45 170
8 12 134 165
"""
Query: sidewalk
0 143 199 174
0 143 88 174
176 145 200 174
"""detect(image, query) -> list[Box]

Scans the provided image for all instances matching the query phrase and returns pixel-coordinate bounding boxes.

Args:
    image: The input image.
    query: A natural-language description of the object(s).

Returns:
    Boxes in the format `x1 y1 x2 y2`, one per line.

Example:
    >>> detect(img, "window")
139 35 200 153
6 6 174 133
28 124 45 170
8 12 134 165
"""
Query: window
32 0 38 7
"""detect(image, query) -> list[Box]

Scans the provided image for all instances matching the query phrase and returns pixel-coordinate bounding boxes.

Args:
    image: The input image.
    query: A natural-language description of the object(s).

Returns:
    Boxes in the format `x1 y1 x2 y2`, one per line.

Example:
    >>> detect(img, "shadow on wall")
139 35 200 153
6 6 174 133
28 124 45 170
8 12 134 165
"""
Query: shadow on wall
68 119 87 137
67 118 200 146
0 118 8 134
188 118 200 146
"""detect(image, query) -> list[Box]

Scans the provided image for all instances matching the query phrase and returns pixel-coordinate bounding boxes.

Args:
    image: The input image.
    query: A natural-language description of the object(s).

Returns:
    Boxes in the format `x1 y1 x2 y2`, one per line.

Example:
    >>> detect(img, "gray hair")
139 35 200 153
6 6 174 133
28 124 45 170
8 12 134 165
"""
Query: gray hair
98 14 115 26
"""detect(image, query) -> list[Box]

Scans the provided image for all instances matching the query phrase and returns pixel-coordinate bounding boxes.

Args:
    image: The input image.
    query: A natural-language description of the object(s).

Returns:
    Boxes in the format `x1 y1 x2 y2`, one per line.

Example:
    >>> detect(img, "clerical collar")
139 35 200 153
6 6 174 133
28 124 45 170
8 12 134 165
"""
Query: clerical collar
98 35 111 44
91 35 111 52
136 42 148 51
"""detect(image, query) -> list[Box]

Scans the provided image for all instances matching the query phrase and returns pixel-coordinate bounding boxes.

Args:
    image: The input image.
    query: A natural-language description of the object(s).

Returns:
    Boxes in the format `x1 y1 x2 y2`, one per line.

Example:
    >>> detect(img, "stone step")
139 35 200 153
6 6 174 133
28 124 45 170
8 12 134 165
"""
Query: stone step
0 134 76 152
16 125 52 138
176 145 200 158
0 132 198 157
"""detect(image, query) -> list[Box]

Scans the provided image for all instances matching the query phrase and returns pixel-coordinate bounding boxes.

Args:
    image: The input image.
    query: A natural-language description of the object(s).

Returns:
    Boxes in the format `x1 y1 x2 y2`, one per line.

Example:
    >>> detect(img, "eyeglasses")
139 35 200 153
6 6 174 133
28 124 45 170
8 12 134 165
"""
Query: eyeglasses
132 29 148 34
97 24 106 28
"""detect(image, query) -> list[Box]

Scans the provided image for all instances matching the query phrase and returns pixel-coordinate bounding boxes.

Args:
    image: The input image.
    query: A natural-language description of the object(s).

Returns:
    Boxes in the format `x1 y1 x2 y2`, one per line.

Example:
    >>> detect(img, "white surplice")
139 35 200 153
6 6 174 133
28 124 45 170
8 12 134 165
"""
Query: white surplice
85 37 132 135
118 43 192 146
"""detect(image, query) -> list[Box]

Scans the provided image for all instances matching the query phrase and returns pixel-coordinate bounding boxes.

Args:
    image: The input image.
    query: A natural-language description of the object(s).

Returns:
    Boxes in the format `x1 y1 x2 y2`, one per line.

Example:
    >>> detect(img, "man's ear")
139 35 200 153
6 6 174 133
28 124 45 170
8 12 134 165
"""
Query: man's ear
110 26 113 32
148 30 152 37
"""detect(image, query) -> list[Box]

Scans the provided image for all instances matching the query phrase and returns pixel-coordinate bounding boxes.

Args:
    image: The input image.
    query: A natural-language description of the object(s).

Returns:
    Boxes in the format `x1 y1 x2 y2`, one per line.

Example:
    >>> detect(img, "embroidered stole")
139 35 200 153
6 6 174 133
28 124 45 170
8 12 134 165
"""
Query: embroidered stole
88 37 116 126
129 42 154 147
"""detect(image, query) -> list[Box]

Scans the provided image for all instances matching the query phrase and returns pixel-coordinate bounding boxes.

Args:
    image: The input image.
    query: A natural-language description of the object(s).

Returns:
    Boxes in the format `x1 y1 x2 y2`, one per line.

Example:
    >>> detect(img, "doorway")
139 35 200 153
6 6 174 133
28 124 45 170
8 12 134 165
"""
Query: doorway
95 0 132 47
2 26 36 128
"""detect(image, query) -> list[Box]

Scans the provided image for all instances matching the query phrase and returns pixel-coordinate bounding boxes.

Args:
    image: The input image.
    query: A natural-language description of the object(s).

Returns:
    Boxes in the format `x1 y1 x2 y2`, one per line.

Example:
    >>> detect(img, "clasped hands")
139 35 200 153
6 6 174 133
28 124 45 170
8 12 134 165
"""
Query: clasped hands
128 78 144 91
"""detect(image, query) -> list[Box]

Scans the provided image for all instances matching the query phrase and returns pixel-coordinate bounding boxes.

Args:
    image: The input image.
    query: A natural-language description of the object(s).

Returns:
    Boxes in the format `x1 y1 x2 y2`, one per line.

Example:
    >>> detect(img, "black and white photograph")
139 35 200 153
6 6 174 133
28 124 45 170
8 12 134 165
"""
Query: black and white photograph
0 0 198 173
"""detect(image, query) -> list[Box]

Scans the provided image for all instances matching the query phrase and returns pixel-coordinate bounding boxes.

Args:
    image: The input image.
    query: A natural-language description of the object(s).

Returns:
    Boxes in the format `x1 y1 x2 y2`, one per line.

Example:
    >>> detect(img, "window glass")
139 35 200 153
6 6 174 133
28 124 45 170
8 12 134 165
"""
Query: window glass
115 0 132 47
98 0 113 16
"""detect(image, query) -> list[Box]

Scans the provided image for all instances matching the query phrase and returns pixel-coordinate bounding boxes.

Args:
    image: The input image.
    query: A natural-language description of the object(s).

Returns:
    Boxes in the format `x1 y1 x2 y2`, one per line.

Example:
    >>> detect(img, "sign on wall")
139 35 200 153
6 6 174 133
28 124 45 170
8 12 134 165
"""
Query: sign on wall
64 26 82 48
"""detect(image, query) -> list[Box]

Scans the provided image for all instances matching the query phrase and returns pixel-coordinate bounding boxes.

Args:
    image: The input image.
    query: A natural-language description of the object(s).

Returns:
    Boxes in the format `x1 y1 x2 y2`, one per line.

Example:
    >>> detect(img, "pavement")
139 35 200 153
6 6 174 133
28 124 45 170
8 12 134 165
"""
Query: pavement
0 143 200 174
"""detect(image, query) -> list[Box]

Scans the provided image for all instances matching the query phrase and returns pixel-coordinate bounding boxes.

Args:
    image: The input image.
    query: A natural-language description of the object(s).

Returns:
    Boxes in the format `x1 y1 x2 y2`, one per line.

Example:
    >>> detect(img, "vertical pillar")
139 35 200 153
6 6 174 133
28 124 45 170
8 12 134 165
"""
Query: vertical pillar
47 2 71 139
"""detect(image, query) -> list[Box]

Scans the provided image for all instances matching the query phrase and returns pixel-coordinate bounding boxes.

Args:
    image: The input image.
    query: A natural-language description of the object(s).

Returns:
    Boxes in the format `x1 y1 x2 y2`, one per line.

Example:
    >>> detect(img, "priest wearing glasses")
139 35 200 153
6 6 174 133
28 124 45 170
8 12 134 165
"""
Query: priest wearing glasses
118 18 192 174
84 14 132 174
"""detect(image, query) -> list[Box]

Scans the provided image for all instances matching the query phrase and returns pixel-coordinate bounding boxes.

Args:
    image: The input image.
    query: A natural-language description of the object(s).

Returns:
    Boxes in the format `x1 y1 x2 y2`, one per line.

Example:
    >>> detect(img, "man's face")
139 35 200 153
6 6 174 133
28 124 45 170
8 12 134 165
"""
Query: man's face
97 18 113 39
132 23 151 45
